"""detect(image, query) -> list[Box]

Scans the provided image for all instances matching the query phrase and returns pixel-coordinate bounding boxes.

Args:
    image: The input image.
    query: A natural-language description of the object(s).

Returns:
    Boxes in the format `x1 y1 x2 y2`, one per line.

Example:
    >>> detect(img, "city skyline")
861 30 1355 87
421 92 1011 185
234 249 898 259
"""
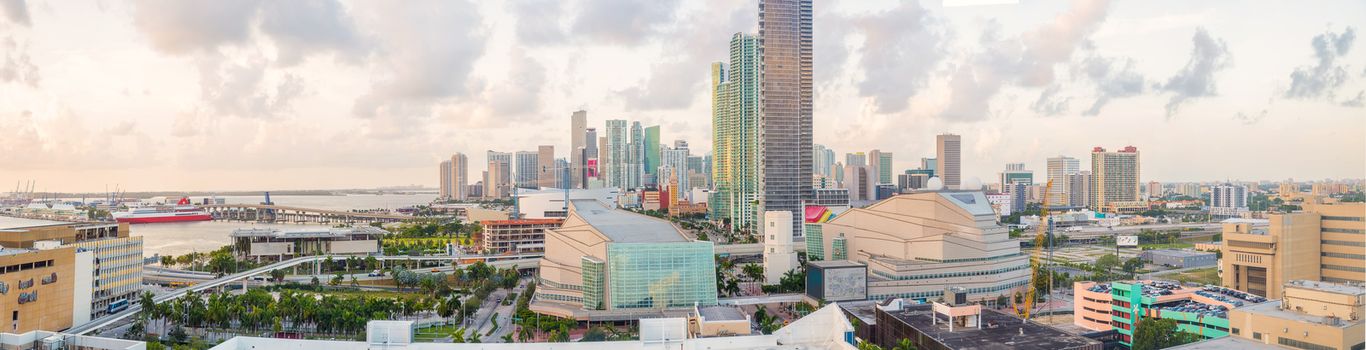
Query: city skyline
2 0 1365 192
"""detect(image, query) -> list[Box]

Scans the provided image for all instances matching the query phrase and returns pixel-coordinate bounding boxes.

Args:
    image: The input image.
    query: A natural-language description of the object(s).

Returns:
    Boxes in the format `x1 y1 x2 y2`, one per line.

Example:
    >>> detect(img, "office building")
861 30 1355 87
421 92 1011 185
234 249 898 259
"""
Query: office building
0 221 143 323
920 157 937 175
868 150 892 185
1090 146 1141 212
604 120 629 190
1046 156 1080 207
644 126 660 187
663 142 690 194
936 134 962 189
570 110 587 189
514 151 539 189
555 158 571 189
485 151 512 199
1009 182 1028 214
514 187 620 219
808 191 1030 304
533 199 716 320
583 127 598 187
1174 280 1364 350
0 245 80 333
438 160 452 199
1000 163 1033 188
710 33 762 230
1146 181 1163 199
845 152 866 168
1222 201 1366 298
759 0 814 237
450 153 468 200
231 227 387 262
480 219 562 255
1073 280 1267 347
1068 171 1093 208
628 121 645 189
842 164 873 202
1211 183 1250 217
537 146 556 189
813 144 835 178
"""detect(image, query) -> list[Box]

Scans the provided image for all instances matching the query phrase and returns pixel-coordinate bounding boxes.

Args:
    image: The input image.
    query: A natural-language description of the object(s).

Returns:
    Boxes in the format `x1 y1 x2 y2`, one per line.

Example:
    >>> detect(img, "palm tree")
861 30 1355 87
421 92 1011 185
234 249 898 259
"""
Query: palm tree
742 263 766 284
893 338 917 350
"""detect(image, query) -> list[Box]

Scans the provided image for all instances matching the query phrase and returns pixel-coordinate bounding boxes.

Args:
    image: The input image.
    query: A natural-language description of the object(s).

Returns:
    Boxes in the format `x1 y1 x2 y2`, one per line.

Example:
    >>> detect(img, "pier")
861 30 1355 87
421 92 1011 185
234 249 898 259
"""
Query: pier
202 203 417 224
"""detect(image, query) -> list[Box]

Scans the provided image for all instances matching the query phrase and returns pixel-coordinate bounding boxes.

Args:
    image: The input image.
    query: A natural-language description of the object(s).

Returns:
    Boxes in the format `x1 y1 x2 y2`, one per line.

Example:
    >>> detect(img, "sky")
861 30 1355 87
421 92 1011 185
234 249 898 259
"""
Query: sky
0 0 1363 193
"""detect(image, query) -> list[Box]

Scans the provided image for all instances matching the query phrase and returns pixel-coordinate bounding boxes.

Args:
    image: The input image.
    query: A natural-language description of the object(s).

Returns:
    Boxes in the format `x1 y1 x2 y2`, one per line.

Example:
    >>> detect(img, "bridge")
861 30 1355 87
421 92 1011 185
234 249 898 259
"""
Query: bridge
201 204 419 224
69 254 542 336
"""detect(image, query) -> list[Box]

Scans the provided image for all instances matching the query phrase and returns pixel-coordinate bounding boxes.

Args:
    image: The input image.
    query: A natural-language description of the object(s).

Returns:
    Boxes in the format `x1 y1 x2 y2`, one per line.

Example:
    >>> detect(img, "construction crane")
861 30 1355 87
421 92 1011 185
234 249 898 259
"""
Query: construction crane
1015 179 1053 321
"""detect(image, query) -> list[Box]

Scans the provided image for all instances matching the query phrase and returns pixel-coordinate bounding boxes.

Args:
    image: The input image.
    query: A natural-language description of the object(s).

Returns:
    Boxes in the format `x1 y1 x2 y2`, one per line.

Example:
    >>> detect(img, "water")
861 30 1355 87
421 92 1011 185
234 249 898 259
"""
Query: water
7 193 437 258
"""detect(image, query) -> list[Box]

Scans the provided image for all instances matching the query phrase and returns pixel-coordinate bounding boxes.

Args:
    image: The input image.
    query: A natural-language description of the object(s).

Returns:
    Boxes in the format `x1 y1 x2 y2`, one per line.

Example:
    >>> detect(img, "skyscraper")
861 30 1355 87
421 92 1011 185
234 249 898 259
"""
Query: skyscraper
936 134 961 189
663 142 690 194
845 152 866 167
451 153 468 200
1046 156 1080 207
644 125 661 187
486 151 512 199
537 145 555 189
759 0 814 236
515 151 539 189
869 150 893 185
1090 146 1141 212
711 33 762 229
920 157 937 177
584 127 598 186
628 121 644 189
1068 171 1092 209
439 160 452 199
604 120 629 189
570 110 587 189
1210 183 1249 217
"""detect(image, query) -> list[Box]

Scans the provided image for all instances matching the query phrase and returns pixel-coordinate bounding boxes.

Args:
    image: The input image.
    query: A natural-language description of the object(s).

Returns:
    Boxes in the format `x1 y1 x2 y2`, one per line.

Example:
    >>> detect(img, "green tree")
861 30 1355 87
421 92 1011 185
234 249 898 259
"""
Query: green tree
1132 318 1196 350
270 269 285 282
742 263 766 284
892 338 917 350
1122 257 1145 273
857 340 885 350
1094 254 1121 272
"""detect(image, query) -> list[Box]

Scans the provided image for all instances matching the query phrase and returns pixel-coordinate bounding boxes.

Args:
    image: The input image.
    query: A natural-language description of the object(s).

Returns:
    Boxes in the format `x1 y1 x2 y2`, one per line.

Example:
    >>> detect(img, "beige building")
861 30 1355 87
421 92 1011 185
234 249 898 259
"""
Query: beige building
1222 200 1365 298
0 222 141 321
479 219 562 254
935 134 961 189
0 247 78 333
1090 146 1141 212
1226 280 1364 350
809 191 1030 304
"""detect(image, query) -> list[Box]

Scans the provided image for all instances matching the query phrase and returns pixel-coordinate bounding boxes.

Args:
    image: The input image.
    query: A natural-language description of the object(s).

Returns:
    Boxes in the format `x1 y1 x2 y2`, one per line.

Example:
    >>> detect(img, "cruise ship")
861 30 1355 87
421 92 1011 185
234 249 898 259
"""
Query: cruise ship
112 197 212 224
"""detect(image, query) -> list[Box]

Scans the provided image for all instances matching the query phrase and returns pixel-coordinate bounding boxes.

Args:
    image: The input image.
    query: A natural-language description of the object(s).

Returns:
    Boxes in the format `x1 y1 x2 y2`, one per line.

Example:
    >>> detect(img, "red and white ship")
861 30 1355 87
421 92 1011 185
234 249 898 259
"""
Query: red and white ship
113 197 213 224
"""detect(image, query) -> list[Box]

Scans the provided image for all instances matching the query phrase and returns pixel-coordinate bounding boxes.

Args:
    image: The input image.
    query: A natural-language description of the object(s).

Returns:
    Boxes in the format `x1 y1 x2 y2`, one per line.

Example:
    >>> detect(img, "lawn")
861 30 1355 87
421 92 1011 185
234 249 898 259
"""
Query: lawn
1167 267 1220 286
414 324 461 341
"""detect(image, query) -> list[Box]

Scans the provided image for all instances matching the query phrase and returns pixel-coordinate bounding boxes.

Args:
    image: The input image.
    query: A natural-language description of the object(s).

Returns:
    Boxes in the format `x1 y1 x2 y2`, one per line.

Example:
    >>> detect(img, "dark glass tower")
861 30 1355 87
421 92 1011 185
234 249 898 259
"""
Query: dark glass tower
759 0 813 236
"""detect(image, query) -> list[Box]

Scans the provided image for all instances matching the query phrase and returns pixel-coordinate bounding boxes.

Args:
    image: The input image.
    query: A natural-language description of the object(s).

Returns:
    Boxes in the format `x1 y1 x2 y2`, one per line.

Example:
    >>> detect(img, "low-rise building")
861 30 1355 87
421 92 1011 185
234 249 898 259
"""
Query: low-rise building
230 226 387 262
0 221 142 322
871 301 1101 350
479 219 561 255
0 246 84 333
689 305 751 337
1171 280 1364 350
1141 249 1218 268
1073 280 1269 347
0 330 145 350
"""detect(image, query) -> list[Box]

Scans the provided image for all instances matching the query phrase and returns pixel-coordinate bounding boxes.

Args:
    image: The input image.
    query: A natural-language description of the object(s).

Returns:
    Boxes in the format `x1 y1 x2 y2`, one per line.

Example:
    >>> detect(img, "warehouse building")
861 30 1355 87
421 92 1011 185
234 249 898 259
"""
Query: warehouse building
231 226 387 262
1140 249 1217 268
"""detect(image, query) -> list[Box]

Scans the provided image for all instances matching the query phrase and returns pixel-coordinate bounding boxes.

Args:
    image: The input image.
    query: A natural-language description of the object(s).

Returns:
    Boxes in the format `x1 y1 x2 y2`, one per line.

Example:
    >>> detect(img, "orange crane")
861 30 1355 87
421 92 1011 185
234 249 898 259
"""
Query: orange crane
1015 179 1053 320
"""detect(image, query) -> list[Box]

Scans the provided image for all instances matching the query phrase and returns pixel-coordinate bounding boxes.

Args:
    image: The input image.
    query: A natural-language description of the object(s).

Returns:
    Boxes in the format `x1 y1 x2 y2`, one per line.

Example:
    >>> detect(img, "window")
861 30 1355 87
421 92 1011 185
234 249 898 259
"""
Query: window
1254 332 1262 340
1232 328 1240 335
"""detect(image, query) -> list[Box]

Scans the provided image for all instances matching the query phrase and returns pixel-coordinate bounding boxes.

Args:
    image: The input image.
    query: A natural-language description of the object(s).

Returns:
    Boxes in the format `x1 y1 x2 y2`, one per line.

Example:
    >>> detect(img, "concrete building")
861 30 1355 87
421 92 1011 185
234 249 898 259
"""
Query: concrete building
0 246 80 333
842 164 874 202
515 187 621 219
0 221 141 323
486 151 512 199
1222 201 1366 298
758 0 815 238
1141 249 1218 268
479 219 562 255
808 191 1031 304
868 150 893 185
604 119 629 190
762 211 798 285
643 126 661 187
515 150 539 189
1147 180 1164 199
1067 171 1093 208
450 153 468 200
936 134 962 189
1046 156 1080 207
1223 280 1363 350
570 110 587 189
533 199 716 320
811 188 850 208
1211 183 1250 218
866 301 1101 350
813 144 835 178
537 145 556 189
709 34 763 231
1073 280 1268 347
1090 146 1141 212
689 305 751 337
230 226 387 262
0 330 145 349
439 159 452 199
1000 163 1033 188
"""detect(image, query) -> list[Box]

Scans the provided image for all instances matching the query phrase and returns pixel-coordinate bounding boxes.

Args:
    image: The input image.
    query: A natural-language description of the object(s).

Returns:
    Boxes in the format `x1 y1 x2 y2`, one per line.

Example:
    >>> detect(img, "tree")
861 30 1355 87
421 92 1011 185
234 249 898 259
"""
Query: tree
742 264 766 284
857 340 885 350
270 269 285 282
893 338 917 350
160 255 174 267
1122 257 1145 273
330 273 344 286
1094 254 1121 272
1132 318 1196 350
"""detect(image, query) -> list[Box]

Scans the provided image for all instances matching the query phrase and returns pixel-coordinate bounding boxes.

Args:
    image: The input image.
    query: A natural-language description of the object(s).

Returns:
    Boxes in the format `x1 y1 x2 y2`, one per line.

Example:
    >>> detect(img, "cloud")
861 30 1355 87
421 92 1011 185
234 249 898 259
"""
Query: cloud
0 36 39 86
258 0 367 66
1234 109 1267 125
507 0 566 45
0 109 160 170
941 0 1112 121
0 0 28 26
853 0 949 113
486 49 547 117
570 0 680 46
617 0 750 111
350 0 487 121
1158 28 1231 117
196 55 307 119
1343 90 1365 108
1030 85 1071 116
1285 27 1356 99
1077 54 1145 116
132 0 261 54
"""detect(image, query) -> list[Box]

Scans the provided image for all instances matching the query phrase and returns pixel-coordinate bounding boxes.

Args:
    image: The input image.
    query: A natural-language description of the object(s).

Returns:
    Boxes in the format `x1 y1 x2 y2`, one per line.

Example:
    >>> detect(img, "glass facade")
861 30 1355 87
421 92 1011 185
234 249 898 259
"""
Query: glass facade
804 224 824 261
831 236 847 260
607 242 718 309
581 256 605 310
759 0 814 236
712 33 762 229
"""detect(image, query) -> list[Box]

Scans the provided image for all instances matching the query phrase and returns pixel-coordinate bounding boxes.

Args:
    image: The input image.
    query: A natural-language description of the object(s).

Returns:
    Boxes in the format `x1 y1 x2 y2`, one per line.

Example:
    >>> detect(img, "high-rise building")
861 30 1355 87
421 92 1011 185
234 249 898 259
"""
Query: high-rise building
1221 200 1364 297
1210 183 1249 217
1090 146 1141 212
515 151 539 189
662 143 690 194
759 0 814 236
604 120 628 189
843 164 873 202
1067 171 1093 209
627 122 644 189
920 157 937 176
936 134 961 189
711 33 762 229
869 150 893 185
1046 156 1080 207
813 144 833 177
1145 181 1163 199
451 153 469 200
570 110 587 189
845 152 866 167
486 151 512 199
999 163 1033 188
439 160 452 199
644 126 660 187
537 146 556 189
584 128 598 186
555 158 570 189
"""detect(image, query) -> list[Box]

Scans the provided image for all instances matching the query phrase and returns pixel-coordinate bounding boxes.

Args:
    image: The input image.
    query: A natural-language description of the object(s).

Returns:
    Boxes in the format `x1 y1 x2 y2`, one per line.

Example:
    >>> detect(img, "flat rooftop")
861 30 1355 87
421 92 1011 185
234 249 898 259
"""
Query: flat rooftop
1238 300 1361 328
1166 336 1283 350
231 226 388 238
881 304 1101 350
1145 249 1215 258
569 199 687 243
809 260 867 269
0 216 72 231
1286 279 1366 296
698 305 747 321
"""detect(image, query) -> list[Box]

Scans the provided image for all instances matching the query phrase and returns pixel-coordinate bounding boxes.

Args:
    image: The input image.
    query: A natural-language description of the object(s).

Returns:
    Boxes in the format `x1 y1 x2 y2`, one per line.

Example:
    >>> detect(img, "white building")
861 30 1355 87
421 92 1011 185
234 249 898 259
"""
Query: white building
763 211 798 285
1210 183 1249 217
515 187 621 219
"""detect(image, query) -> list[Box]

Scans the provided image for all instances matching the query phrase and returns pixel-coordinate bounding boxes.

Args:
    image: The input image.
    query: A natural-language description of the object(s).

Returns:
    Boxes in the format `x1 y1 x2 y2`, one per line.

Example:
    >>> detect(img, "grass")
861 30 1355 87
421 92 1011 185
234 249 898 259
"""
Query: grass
274 286 420 299
414 324 461 341
1140 242 1195 249
1167 267 1220 286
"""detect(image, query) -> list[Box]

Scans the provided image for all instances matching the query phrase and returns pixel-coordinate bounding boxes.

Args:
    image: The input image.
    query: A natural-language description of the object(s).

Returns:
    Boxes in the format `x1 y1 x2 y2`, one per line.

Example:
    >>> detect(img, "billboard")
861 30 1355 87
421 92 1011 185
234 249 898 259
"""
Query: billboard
1117 235 1139 247
586 159 598 177
822 267 867 302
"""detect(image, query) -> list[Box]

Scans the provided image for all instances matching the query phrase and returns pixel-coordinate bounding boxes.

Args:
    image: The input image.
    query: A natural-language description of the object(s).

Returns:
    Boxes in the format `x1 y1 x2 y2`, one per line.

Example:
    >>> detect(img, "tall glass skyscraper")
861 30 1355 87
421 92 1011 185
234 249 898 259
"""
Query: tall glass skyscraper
711 33 762 230
628 121 644 189
759 0 813 236
644 125 660 187
604 120 628 189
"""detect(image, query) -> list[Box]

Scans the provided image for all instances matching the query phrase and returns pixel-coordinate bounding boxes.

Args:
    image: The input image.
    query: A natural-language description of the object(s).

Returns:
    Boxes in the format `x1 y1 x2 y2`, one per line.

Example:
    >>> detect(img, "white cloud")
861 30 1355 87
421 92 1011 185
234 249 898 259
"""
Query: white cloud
1158 28 1232 117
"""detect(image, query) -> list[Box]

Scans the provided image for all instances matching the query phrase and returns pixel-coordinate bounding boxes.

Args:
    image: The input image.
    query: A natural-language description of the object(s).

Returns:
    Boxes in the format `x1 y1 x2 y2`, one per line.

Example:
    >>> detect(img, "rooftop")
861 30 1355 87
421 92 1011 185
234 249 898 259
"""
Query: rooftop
697 305 748 322
481 219 564 226
0 216 73 231
231 226 389 239
1166 335 1284 350
1239 300 1361 328
1145 249 1215 258
809 260 867 269
937 192 997 217
569 199 687 243
1286 279 1366 296
880 304 1100 350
